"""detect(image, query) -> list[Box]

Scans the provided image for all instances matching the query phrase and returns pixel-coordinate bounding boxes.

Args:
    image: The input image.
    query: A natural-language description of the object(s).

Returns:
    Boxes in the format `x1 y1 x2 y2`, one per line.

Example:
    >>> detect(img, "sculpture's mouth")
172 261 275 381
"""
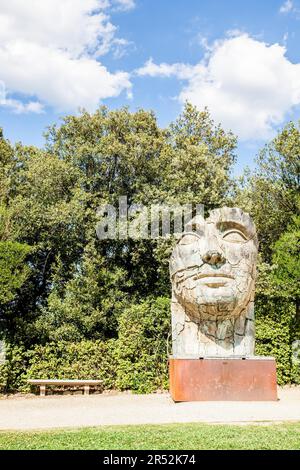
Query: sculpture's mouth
193 273 234 280
193 273 234 288
174 269 235 286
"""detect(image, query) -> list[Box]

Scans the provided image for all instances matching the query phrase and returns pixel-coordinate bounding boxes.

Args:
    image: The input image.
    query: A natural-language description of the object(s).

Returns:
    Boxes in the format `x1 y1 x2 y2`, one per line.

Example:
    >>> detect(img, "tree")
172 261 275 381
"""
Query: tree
45 106 167 205
0 128 14 206
233 122 300 383
272 216 300 320
0 104 237 345
0 241 31 306
235 121 300 261
0 132 31 332
161 103 237 208
35 241 129 342
0 143 88 345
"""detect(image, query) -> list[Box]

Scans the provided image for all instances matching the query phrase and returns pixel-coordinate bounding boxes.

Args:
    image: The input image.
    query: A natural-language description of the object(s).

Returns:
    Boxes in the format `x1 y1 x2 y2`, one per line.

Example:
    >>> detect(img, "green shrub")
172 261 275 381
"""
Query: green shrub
24 339 117 392
0 340 117 393
291 330 300 384
114 296 170 393
0 364 7 393
255 297 297 385
0 296 171 394
2 344 28 393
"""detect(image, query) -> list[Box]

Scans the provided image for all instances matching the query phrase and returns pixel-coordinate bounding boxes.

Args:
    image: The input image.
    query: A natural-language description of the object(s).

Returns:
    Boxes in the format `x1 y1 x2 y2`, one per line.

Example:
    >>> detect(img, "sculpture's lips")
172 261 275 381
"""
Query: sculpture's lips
193 273 234 281
174 270 235 284
193 273 234 288
193 274 234 289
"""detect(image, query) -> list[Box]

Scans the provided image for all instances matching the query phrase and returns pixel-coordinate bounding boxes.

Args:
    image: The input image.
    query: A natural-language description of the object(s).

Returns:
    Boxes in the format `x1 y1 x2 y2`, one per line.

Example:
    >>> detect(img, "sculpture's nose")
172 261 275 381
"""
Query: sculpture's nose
202 250 225 266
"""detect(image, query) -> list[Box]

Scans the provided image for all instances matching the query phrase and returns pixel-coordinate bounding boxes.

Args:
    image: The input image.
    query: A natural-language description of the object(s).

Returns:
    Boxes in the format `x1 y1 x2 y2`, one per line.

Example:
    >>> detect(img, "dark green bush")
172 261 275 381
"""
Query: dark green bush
255 296 298 385
1 344 28 393
24 339 117 392
0 364 7 393
1 297 171 394
0 340 117 393
114 296 170 393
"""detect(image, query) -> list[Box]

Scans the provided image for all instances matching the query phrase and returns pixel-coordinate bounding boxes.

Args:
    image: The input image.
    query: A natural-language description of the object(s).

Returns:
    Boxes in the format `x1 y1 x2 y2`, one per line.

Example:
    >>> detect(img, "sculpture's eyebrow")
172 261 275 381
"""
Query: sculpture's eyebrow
216 220 251 239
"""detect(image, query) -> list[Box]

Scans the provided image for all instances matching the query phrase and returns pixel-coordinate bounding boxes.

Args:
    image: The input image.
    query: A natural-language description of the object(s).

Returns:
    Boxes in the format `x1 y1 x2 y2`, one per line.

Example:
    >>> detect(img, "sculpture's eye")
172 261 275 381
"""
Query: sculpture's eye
223 230 247 243
178 234 199 245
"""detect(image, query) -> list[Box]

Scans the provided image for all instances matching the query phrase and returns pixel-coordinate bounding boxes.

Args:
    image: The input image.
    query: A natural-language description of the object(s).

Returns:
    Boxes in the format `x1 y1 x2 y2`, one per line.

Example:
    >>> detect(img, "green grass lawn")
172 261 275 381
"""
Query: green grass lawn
0 422 300 450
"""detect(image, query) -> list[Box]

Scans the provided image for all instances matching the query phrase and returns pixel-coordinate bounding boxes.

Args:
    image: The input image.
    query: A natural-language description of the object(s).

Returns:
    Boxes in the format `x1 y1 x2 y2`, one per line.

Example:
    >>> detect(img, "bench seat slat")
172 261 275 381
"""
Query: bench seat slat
28 379 103 385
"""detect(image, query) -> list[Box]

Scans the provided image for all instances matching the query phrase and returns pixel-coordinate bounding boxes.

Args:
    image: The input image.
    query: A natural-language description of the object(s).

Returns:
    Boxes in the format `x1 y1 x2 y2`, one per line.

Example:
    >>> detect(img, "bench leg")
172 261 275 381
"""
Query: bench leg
84 385 90 396
40 385 46 397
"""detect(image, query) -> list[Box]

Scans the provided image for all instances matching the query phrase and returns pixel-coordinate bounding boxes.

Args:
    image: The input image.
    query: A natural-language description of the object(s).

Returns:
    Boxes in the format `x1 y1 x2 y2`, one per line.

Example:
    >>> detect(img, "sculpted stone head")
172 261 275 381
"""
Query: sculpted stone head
170 207 258 322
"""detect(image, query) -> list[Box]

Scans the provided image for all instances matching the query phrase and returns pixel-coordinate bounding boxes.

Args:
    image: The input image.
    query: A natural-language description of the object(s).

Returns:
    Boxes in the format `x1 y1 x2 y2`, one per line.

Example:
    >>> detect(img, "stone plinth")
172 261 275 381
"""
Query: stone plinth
169 357 277 402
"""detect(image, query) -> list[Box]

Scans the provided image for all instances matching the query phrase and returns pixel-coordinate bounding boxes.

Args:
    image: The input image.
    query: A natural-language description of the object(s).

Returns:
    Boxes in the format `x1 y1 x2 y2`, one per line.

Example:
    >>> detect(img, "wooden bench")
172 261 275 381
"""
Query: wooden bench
28 379 103 396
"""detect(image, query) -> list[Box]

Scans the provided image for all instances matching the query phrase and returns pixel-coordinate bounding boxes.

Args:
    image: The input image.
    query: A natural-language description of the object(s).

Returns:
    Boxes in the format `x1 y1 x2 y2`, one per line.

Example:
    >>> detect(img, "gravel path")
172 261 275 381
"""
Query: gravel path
1 387 300 431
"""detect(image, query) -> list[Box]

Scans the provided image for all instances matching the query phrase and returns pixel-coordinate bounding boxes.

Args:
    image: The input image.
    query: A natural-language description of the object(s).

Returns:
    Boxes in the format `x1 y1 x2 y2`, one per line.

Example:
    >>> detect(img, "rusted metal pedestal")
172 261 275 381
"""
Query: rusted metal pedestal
169 357 277 402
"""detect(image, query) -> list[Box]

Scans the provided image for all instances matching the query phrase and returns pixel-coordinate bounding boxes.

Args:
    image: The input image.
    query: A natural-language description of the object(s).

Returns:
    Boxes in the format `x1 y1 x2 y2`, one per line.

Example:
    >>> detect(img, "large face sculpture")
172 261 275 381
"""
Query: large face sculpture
170 207 258 322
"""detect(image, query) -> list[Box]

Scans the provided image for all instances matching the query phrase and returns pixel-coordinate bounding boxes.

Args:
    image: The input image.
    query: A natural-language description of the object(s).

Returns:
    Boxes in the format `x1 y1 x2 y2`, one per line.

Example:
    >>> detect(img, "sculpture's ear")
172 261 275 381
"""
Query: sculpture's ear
171 288 178 303
171 273 184 297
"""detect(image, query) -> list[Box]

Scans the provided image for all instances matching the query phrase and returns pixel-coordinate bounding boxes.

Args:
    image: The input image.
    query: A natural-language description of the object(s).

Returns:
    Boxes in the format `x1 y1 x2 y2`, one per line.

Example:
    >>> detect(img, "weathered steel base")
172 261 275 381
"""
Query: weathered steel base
169 357 278 402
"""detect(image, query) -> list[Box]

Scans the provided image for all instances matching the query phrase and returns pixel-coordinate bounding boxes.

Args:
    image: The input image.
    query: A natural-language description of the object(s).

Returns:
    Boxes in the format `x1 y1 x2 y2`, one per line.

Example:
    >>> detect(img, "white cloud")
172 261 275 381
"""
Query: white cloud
0 81 44 114
137 34 300 141
279 0 300 16
0 1 116 58
112 38 133 59
279 0 294 13
0 0 133 113
136 58 202 80
114 0 136 11
0 42 131 112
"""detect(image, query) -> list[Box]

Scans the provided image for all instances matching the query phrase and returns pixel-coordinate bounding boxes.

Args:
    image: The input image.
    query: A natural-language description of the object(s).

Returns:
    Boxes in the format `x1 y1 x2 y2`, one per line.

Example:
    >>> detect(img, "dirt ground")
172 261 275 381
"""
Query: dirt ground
0 386 300 430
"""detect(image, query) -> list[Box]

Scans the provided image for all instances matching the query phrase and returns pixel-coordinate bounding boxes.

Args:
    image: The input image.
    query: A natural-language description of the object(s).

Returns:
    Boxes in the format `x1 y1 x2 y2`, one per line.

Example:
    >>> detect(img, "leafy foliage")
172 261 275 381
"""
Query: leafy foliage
0 241 31 305
114 297 170 393
255 298 296 385
234 120 300 385
272 216 300 315
1 298 170 394
25 340 117 391
235 121 300 262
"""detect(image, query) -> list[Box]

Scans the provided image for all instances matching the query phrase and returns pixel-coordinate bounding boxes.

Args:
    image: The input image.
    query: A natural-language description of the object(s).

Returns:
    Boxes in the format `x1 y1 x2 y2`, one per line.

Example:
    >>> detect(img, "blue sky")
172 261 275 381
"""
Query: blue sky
0 0 300 174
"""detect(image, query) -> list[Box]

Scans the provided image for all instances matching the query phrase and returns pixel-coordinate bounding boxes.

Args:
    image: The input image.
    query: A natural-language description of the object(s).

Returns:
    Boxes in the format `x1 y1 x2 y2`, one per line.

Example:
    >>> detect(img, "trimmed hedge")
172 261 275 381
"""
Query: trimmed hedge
25 340 117 391
0 341 117 394
0 297 171 394
255 297 298 385
114 296 170 393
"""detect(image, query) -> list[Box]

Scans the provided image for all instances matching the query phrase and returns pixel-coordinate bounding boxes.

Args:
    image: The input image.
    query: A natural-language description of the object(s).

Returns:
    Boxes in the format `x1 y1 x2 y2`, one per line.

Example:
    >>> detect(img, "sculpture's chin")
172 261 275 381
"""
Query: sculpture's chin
175 283 249 321
198 283 237 300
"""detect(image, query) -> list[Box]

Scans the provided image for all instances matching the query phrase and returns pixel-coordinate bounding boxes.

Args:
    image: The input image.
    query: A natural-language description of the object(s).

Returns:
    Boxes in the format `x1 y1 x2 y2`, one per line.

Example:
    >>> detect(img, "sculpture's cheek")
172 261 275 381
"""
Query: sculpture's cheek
170 242 203 276
223 244 242 265
223 243 257 268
